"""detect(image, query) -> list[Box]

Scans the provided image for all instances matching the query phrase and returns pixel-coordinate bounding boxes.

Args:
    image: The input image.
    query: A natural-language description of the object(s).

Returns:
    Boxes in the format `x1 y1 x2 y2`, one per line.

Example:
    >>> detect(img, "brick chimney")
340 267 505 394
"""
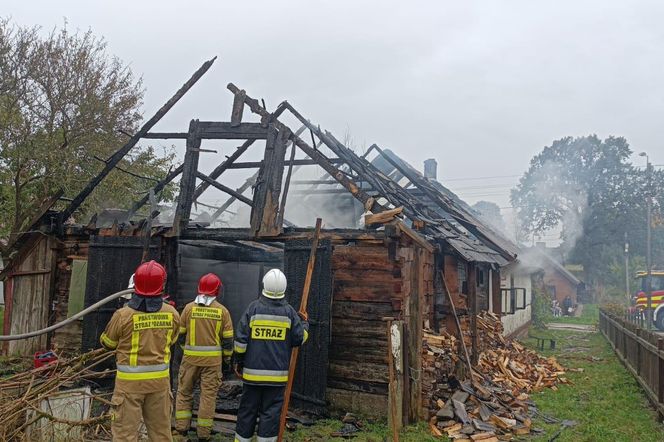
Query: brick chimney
424 159 437 180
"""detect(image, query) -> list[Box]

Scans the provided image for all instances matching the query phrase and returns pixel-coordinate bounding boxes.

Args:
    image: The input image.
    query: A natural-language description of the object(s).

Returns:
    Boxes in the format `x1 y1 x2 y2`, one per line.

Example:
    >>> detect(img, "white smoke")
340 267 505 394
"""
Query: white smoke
528 160 588 252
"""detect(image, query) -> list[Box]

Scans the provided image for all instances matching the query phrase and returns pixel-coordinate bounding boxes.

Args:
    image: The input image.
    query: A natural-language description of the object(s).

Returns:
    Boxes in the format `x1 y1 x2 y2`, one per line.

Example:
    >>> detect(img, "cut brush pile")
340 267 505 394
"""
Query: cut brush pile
0 348 115 441
423 312 569 441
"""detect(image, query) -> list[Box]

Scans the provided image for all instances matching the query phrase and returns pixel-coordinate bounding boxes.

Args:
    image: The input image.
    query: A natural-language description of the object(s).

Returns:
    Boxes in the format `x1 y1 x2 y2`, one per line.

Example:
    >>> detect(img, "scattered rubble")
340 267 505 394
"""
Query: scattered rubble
423 312 569 440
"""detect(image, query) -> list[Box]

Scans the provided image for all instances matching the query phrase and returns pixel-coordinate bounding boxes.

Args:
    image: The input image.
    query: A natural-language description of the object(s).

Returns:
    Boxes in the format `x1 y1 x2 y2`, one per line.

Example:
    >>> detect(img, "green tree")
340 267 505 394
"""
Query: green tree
511 135 664 286
471 200 506 233
0 19 175 240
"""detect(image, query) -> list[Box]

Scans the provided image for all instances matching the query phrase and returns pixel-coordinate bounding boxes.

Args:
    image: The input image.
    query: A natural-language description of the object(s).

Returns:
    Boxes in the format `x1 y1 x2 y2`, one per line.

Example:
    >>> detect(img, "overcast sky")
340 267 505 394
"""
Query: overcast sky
6 1 664 219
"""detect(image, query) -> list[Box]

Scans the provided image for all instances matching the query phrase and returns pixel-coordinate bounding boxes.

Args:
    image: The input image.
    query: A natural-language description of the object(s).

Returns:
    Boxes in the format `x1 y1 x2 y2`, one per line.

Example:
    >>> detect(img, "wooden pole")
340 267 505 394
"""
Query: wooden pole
386 318 400 442
439 270 473 377
277 218 323 441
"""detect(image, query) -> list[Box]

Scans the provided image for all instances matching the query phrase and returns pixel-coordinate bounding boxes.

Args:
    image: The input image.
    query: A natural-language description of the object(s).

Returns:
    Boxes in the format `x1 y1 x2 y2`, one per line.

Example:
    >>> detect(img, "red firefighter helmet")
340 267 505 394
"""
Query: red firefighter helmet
198 273 222 296
133 260 166 297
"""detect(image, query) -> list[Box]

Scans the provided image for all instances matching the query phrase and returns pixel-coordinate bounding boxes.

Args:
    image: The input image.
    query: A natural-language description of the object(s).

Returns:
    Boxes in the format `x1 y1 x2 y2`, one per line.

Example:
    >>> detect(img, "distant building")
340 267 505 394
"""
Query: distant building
500 261 542 336
523 245 581 305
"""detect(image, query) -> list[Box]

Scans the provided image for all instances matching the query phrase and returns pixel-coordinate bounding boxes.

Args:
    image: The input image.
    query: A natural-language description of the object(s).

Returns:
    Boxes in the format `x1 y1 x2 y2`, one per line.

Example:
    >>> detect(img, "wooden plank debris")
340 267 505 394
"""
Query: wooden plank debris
365 207 403 226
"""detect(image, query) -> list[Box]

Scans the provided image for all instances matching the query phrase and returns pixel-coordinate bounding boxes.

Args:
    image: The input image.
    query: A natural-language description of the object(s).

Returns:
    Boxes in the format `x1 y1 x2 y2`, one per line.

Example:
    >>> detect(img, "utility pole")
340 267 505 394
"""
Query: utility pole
639 152 653 329
624 232 630 303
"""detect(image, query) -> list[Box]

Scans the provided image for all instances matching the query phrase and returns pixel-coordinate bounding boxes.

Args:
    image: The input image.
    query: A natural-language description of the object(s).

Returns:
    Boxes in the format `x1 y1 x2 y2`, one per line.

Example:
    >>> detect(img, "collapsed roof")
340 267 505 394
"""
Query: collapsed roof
3 57 518 267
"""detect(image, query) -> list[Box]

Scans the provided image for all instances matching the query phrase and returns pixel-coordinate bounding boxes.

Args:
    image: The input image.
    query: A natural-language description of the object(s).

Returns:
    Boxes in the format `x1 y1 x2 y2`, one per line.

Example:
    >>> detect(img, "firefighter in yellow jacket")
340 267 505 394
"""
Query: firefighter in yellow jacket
100 260 180 442
174 273 233 440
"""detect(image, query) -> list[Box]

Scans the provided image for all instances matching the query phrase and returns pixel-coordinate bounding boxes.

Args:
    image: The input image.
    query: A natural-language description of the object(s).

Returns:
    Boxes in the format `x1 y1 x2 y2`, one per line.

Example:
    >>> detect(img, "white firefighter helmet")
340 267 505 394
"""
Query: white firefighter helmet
262 269 287 299
122 273 135 299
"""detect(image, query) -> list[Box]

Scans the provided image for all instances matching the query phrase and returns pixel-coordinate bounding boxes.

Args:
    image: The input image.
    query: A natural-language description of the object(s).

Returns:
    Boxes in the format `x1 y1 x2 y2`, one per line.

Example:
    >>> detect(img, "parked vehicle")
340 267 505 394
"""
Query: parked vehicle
634 271 664 330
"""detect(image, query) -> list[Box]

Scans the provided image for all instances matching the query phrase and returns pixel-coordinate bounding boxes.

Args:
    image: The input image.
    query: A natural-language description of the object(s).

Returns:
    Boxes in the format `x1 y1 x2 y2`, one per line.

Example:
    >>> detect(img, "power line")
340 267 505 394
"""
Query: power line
447 184 515 191
442 174 521 182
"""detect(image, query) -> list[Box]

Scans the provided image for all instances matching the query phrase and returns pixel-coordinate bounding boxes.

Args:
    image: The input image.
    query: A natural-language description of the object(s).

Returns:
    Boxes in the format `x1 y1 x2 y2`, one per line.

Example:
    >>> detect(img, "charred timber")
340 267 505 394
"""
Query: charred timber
173 120 202 234
227 83 385 214
182 227 386 242
193 139 256 200
195 172 254 206
127 164 184 218
61 57 216 223
225 159 344 169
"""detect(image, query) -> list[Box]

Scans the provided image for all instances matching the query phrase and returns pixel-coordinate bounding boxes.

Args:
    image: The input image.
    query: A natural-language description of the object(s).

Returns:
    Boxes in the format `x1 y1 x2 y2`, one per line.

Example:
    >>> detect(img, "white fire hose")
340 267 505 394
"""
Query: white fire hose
0 289 133 341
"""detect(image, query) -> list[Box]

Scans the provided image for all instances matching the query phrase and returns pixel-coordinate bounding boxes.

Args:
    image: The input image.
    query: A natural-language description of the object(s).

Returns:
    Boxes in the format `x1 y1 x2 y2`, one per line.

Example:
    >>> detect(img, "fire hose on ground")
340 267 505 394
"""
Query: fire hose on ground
0 289 133 341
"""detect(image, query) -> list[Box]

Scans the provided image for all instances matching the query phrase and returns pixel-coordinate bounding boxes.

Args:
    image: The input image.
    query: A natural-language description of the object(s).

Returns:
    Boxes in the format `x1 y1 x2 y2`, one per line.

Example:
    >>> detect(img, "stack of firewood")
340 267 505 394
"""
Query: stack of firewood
422 312 568 440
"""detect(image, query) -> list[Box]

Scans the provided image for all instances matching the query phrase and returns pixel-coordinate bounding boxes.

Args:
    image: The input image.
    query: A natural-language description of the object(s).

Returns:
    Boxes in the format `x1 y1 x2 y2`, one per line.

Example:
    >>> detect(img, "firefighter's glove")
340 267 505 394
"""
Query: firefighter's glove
298 311 309 322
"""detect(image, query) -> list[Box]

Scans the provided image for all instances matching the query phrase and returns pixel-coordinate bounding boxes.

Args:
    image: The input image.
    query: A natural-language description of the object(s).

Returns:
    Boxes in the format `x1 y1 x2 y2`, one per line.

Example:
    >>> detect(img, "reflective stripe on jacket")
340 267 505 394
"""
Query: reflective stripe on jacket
234 296 309 386
100 303 180 393
180 300 234 367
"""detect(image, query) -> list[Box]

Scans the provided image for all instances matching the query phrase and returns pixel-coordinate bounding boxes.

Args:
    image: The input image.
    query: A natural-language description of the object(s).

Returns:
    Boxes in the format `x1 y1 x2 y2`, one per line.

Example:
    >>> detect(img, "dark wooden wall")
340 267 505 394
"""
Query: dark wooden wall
327 243 397 416
327 238 433 422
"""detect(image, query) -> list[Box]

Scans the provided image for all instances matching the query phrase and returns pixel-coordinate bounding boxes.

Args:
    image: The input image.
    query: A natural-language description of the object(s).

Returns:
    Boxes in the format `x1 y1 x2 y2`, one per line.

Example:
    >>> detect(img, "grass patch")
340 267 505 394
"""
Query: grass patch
285 419 439 441
521 328 664 441
548 303 599 326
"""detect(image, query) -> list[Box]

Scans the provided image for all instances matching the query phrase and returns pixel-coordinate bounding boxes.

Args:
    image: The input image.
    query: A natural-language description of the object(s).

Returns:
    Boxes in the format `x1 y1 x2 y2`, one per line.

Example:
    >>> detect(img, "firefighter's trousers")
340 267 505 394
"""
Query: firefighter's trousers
110 389 173 442
175 360 223 438
234 384 286 442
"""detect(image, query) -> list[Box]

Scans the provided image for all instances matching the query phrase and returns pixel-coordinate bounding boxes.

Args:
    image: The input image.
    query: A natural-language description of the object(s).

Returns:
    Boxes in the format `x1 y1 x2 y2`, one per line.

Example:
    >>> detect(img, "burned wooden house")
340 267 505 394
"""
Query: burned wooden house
1 57 521 424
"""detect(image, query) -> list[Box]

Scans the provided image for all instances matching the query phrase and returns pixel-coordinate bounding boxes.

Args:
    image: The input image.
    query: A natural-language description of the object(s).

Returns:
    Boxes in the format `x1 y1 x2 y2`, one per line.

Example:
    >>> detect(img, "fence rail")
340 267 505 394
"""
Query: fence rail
599 308 664 418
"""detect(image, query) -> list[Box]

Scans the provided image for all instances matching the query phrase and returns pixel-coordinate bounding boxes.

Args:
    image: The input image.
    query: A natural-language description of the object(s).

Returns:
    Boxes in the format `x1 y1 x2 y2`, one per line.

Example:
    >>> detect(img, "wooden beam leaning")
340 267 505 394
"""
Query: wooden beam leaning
227 83 385 214
173 120 202 235
61 56 216 223
193 139 256 200
209 173 257 223
195 172 253 206
278 218 323 442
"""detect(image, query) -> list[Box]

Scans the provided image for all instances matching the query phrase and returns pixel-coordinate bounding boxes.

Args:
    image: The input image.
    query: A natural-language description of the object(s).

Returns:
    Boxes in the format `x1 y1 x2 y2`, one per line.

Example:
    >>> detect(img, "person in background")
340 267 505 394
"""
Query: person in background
563 295 573 316
174 273 233 441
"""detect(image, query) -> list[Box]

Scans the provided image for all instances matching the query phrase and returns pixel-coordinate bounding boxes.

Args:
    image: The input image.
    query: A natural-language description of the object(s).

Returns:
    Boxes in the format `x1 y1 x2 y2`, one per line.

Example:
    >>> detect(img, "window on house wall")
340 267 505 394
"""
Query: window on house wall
514 288 527 309
458 262 467 295
67 259 88 317
476 267 483 287
501 288 514 314
546 285 557 298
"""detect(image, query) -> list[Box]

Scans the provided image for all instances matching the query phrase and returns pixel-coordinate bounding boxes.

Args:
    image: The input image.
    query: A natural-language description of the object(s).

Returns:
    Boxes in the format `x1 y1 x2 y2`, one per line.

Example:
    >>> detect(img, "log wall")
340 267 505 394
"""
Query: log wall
327 243 398 416
327 238 434 422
